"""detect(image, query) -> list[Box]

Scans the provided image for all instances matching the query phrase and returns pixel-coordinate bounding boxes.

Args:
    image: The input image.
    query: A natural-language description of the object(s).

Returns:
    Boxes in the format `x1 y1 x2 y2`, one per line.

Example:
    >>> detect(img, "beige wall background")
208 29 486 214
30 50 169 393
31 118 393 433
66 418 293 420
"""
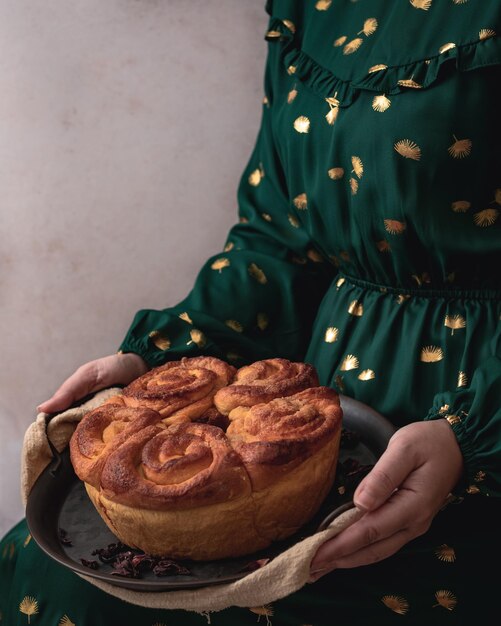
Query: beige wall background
0 0 268 536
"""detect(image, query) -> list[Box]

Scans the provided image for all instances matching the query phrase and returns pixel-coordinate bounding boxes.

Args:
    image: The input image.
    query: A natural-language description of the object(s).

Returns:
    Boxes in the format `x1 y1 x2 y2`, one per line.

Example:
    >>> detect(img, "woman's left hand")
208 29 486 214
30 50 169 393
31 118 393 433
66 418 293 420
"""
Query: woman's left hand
309 419 464 582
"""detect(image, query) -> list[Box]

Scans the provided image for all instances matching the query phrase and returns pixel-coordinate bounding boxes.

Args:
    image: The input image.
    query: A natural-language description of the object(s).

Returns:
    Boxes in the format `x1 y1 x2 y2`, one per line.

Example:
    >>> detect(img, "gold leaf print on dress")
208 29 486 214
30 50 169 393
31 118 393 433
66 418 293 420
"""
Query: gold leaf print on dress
187 329 206 348
340 354 359 371
326 106 339 125
257 313 269 330
397 77 423 89
324 327 339 343
282 19 296 33
381 595 410 615
466 485 480 494
343 38 364 55
384 219 407 235
410 0 432 10
335 374 345 392
249 604 274 626
412 272 431 286
376 240 391 252
287 86 298 103
316 0 332 10
225 320 243 333
474 470 486 482
211 258 230 273
19 597 39 623
23 534 32 547
394 139 421 160
262 95 269 107
473 208 499 227
293 116 310 133
248 263 268 284
444 314 466 335
446 413 461 425
368 64 388 73
328 167 345 180
336 277 346 289
248 163 265 186
457 371 468 387
287 65 297 75
293 193 308 209
448 135 472 158
452 0 468 4
358 369 375 381
179 312 193 324
149 331 170 351
396 294 411 304
372 94 391 112
265 30 282 40
439 42 456 54
435 544 456 563
439 404 450 414
261 213 272 222
224 241 234 252
451 200 471 212
307 249 324 263
351 156 364 178
325 95 340 125
348 300 364 316
59 616 76 626
358 18 378 36
350 178 359 195
433 590 457 611
420 346 444 362
240 216 249 223
288 214 300 228
479 28 496 40
333 36 347 47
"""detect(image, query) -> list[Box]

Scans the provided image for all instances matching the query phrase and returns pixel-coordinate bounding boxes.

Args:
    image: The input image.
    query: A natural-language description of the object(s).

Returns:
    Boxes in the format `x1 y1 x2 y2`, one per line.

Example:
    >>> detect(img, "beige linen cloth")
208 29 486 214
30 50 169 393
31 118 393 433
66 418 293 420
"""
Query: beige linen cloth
21 388 361 614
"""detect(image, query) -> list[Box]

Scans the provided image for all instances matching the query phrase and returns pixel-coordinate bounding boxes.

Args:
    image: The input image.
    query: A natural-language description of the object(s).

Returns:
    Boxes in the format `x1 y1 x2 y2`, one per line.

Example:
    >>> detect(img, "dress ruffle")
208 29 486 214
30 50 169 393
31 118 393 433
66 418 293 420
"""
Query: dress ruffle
265 17 501 107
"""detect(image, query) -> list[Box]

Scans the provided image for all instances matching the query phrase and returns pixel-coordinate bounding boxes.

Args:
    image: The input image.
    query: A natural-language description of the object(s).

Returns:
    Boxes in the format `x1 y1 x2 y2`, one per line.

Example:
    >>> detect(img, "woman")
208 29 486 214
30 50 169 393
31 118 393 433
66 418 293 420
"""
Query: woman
2 1 500 624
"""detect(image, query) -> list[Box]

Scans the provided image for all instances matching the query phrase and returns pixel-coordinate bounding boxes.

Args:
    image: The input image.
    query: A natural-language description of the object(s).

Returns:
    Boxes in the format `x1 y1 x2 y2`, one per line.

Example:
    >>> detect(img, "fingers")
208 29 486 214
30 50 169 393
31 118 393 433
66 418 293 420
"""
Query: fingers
353 434 417 512
311 488 421 570
37 361 101 414
309 528 412 582
36 353 149 414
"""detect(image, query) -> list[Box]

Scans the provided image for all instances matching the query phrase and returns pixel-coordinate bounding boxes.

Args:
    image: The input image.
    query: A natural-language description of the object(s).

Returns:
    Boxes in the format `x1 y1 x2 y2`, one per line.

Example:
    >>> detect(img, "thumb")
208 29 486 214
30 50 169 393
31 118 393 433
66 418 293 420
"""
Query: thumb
37 388 78 414
353 436 416 512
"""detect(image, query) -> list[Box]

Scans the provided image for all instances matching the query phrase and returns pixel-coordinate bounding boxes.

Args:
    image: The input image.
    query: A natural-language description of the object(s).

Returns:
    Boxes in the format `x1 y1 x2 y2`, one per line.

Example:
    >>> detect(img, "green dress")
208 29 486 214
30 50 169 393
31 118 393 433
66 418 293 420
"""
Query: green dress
2 1 500 623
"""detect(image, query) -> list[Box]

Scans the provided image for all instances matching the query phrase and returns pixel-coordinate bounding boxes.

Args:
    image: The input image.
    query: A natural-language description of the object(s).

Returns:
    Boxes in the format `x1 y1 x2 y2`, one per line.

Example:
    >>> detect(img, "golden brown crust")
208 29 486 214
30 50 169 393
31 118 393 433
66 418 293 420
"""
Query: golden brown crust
70 357 343 559
226 387 342 491
121 356 236 423
69 405 164 489
99 422 251 510
214 358 319 415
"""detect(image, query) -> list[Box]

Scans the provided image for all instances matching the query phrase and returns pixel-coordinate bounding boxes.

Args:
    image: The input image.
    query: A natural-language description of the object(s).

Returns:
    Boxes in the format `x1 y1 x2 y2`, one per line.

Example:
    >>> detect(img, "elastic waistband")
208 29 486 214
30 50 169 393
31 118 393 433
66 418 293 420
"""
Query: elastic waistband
339 272 501 301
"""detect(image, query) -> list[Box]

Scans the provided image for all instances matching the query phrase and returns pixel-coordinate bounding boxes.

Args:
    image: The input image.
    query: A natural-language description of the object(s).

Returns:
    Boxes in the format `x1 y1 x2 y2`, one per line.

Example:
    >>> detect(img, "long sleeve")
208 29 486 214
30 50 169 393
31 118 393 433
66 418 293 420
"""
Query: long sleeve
424 330 501 498
118 24 334 369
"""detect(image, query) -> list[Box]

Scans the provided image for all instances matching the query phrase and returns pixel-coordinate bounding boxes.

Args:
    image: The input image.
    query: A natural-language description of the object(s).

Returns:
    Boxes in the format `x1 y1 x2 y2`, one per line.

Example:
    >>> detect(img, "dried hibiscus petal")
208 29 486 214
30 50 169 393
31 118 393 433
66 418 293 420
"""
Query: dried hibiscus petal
58 527 73 546
153 559 191 577
238 558 270 573
80 558 99 569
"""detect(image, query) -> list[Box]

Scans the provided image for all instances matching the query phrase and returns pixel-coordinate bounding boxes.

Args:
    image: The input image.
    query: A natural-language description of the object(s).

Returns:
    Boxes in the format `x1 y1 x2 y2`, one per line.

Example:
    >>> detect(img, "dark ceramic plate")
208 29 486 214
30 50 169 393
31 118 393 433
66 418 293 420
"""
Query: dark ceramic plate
26 394 395 591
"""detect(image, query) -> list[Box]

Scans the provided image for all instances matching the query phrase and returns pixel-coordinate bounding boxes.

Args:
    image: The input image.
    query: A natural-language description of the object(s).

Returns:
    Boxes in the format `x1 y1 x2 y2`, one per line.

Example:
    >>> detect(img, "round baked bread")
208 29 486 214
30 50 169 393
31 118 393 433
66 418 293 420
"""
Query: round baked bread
70 356 342 560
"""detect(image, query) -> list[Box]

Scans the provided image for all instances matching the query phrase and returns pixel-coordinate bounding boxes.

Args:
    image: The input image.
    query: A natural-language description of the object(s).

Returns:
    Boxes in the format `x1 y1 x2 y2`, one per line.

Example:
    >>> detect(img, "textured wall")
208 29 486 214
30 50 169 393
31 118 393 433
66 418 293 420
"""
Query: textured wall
0 0 268 535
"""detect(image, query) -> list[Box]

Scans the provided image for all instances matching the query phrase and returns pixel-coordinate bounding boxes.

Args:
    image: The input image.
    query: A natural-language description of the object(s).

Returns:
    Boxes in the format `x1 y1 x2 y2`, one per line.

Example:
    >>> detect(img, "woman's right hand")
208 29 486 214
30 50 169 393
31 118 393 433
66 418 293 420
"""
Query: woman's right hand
36 352 149 414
